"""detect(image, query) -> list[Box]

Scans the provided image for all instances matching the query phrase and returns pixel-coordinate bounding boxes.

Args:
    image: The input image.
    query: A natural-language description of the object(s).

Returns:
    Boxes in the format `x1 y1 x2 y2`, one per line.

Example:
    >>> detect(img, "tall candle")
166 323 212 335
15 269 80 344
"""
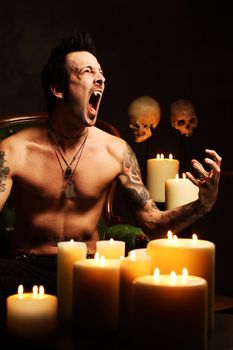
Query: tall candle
147 234 215 331
165 173 199 209
73 254 120 332
57 240 87 319
147 154 179 203
7 285 57 337
132 270 207 350
96 238 125 259
119 252 151 334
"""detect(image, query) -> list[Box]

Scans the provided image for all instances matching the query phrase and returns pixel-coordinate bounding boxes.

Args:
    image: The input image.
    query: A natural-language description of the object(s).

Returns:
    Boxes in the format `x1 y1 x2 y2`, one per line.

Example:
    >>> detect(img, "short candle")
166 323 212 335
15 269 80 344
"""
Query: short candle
147 153 179 203
7 284 57 337
165 173 199 209
147 233 215 331
132 269 207 350
96 238 125 259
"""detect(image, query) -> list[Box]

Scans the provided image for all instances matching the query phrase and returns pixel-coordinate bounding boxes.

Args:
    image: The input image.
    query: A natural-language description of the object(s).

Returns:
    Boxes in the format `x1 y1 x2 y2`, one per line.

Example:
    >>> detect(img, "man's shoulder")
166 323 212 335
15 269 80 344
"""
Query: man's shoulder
0 125 46 151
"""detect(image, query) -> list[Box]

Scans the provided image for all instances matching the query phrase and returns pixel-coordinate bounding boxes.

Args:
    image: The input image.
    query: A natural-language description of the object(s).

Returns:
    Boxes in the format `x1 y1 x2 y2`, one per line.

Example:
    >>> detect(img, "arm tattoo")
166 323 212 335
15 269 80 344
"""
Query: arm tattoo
0 151 10 192
121 144 151 211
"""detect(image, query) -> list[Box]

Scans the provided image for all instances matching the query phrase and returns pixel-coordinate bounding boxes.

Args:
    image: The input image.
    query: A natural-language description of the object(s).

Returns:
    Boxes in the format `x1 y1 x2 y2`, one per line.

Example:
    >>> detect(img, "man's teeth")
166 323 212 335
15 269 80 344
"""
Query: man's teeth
94 91 102 97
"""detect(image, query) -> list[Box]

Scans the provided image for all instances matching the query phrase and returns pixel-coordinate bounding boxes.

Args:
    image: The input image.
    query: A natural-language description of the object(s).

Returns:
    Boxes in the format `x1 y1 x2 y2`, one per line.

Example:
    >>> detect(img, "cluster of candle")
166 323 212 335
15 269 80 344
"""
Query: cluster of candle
6 233 214 349
147 154 199 209
147 153 179 202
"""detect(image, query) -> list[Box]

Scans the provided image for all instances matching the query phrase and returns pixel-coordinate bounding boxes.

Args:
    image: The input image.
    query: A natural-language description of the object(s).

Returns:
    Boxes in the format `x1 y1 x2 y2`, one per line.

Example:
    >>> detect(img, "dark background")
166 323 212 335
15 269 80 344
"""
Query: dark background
0 0 232 295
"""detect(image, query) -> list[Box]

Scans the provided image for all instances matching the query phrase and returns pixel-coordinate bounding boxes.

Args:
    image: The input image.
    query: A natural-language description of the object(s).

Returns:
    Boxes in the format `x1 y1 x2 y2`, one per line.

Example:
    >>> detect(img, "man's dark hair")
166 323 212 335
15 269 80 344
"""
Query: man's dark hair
41 31 96 113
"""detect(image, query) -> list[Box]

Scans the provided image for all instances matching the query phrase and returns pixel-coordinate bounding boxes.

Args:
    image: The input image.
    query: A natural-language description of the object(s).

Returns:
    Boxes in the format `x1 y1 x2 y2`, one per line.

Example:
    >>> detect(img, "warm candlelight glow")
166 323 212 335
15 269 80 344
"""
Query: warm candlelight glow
154 267 160 282
182 173 186 179
173 234 178 242
156 153 160 159
161 154 164 159
169 153 173 160
192 233 198 242
100 255 105 266
129 251 136 260
39 285 44 296
32 285 38 296
167 230 173 240
18 284 24 298
94 252 100 261
175 173 179 179
170 270 176 284
182 267 188 282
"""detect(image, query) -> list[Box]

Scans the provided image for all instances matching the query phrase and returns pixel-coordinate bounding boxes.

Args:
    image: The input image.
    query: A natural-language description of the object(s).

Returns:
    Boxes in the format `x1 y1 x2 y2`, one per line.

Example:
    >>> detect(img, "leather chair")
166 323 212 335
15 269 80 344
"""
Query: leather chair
0 113 149 256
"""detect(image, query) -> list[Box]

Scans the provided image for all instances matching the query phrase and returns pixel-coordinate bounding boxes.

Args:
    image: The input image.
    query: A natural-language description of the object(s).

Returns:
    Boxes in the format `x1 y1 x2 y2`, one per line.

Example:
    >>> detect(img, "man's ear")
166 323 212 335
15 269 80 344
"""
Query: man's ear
50 84 64 100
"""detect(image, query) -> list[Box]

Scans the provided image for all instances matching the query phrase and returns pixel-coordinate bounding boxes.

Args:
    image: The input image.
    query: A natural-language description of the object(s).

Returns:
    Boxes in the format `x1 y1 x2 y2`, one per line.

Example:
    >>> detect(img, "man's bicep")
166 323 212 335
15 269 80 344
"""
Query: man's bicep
117 142 152 211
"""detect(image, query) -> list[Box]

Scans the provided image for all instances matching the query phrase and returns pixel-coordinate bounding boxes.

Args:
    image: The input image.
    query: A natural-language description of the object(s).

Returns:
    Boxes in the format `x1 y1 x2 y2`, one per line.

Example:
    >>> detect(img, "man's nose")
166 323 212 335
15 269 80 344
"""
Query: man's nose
94 72 105 85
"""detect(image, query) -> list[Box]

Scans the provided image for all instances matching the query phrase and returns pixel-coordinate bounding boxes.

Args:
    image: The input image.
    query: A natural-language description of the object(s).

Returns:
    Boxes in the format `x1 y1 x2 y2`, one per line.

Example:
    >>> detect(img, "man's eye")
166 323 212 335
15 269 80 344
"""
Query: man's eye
82 67 92 74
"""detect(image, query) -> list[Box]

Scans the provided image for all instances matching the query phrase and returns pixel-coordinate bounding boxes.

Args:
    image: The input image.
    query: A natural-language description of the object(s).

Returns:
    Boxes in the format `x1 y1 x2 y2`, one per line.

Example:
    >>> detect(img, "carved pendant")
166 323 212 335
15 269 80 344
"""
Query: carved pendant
64 166 72 180
65 181 76 199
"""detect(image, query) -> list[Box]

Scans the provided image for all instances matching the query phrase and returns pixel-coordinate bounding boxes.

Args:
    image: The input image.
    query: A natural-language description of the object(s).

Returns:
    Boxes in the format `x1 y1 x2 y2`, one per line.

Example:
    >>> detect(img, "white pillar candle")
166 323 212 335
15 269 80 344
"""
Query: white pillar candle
165 174 199 209
147 154 179 203
132 270 207 350
147 234 215 331
119 252 151 334
7 285 57 337
96 238 125 259
57 240 87 319
73 254 120 332
128 248 148 257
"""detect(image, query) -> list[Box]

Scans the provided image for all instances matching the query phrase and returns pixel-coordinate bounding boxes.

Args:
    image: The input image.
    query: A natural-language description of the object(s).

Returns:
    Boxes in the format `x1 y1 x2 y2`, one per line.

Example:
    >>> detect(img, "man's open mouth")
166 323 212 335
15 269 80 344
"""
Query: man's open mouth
88 91 102 114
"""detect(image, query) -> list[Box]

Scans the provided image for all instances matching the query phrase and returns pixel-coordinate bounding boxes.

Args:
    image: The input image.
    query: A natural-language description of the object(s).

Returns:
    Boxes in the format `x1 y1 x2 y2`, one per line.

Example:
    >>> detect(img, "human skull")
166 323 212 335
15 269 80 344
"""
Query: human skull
128 96 161 143
170 99 198 137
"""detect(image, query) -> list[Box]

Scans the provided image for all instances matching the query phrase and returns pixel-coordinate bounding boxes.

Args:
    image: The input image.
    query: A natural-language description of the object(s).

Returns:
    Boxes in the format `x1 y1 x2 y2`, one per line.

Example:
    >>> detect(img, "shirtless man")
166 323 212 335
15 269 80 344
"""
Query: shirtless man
0 32 221 299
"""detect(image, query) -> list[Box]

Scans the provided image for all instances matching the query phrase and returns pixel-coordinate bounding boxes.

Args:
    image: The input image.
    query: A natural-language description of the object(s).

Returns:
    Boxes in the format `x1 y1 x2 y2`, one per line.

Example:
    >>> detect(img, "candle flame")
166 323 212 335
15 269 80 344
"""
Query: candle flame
156 154 160 159
32 285 38 296
170 270 176 284
154 267 160 282
175 173 179 179
129 251 136 260
94 252 100 261
172 234 178 242
161 154 164 159
192 233 198 242
18 284 24 296
100 255 105 266
109 238 114 244
39 285 44 296
182 268 188 283
169 153 173 160
182 173 186 179
70 238 75 245
167 230 173 240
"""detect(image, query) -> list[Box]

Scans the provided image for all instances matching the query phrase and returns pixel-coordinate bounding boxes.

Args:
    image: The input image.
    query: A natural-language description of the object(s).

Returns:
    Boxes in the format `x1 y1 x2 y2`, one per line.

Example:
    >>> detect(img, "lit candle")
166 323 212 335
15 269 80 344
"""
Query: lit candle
165 173 199 209
73 253 120 332
119 252 151 334
96 238 125 259
7 284 57 337
147 153 179 203
128 248 148 257
132 269 207 350
147 233 215 331
57 240 87 319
